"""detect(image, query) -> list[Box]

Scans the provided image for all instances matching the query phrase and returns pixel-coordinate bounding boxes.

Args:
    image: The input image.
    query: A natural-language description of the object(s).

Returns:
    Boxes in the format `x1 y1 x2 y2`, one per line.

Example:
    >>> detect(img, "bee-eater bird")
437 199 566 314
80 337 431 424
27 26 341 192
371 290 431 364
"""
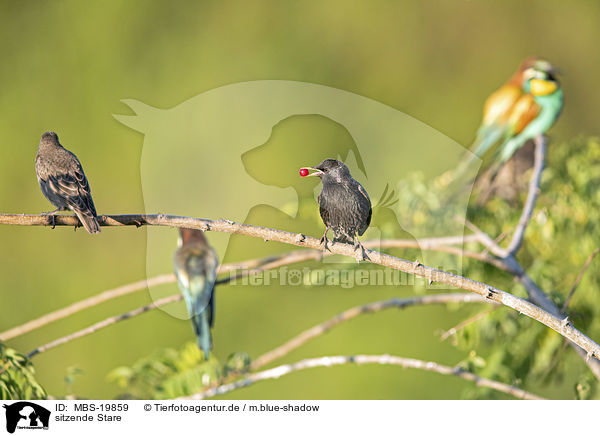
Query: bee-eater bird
35 131 101 234
173 228 219 360
300 159 372 261
458 57 563 180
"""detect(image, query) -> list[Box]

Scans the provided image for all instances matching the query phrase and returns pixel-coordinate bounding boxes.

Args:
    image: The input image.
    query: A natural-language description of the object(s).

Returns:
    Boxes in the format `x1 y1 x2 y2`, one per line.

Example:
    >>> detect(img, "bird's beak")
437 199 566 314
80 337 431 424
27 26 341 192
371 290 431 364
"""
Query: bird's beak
547 66 561 75
303 167 323 177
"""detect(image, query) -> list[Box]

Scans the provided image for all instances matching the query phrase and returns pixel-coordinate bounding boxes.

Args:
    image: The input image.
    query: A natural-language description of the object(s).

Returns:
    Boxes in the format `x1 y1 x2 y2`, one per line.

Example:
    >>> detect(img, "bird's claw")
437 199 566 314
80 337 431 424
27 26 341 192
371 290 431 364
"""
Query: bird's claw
412 259 422 273
320 235 332 252
353 241 371 262
41 208 63 229
319 228 332 252
43 214 56 229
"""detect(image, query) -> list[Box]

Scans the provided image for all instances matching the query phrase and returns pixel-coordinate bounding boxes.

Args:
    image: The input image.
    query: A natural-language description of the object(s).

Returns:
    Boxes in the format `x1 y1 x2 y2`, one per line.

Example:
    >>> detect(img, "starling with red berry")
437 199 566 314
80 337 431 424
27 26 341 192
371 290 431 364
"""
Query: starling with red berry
300 159 372 261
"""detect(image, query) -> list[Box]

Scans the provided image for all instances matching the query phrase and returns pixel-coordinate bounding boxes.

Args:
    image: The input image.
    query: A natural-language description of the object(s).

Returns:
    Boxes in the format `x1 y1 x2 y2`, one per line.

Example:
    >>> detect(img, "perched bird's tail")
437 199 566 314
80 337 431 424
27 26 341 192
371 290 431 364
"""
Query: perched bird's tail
182 281 215 360
191 310 212 360
73 209 101 234
438 155 479 205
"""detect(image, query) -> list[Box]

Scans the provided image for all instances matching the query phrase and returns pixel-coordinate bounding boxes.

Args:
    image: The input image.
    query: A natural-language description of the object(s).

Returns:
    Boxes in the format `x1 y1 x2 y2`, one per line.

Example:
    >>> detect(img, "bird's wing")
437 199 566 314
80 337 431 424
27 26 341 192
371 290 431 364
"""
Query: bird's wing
471 84 524 158
47 167 97 217
175 246 218 319
466 87 543 179
486 94 541 177
481 84 523 127
356 183 372 235
318 190 330 227
72 166 98 216
506 93 540 135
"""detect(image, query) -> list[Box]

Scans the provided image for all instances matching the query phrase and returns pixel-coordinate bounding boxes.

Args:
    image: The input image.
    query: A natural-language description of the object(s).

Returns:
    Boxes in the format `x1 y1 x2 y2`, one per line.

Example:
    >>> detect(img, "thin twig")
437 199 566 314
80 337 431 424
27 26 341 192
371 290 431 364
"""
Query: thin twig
464 218 557 309
439 308 498 341
180 354 546 400
460 135 545 260
23 293 492 362
0 252 271 342
26 294 182 358
0 274 175 341
22 257 312 359
562 247 600 312
250 293 496 371
504 134 546 257
0 253 303 341
481 230 509 257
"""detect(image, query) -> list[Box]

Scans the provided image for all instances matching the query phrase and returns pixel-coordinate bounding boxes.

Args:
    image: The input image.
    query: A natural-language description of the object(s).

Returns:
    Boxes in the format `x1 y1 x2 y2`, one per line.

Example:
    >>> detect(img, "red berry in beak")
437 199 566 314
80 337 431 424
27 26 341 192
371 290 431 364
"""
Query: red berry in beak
299 168 309 177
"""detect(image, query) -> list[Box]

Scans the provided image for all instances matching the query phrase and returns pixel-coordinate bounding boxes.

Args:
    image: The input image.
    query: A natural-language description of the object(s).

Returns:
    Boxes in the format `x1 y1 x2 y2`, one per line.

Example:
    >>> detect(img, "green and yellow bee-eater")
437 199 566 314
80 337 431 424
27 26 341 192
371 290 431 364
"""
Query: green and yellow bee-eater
457 57 563 181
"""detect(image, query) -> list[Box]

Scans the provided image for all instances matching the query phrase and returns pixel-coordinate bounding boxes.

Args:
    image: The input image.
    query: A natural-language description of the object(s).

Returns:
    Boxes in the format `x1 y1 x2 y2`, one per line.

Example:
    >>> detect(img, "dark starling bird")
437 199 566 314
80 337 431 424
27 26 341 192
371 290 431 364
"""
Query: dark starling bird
35 131 101 234
173 228 219 360
301 159 372 260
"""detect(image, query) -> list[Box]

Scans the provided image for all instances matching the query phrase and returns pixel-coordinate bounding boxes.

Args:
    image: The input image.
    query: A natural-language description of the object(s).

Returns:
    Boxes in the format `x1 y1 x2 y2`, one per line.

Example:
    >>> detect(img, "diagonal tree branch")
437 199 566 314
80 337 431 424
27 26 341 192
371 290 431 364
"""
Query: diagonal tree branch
464 219 600 379
7 293 527 403
503 134 546 257
22 293 493 361
180 354 546 400
26 294 182 358
22 256 309 359
2 136 593 397
250 293 495 371
250 293 491 371
460 135 600 380
2 212 600 362
562 247 600 312
0 234 495 342
3 134 600 376
0 252 281 342
0 274 175 342
197 294 496 396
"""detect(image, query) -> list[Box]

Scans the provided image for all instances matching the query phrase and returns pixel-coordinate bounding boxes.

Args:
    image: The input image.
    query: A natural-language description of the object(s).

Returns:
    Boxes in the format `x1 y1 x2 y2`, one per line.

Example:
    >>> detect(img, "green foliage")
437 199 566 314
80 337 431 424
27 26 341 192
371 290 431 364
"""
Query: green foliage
575 373 596 400
394 136 600 399
0 343 46 400
463 137 600 398
107 342 250 399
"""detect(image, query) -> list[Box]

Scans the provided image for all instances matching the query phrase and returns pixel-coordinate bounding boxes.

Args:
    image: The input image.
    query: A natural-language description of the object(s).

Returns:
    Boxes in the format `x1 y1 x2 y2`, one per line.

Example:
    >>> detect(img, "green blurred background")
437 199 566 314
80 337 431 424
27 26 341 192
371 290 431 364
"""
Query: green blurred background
1 0 600 399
